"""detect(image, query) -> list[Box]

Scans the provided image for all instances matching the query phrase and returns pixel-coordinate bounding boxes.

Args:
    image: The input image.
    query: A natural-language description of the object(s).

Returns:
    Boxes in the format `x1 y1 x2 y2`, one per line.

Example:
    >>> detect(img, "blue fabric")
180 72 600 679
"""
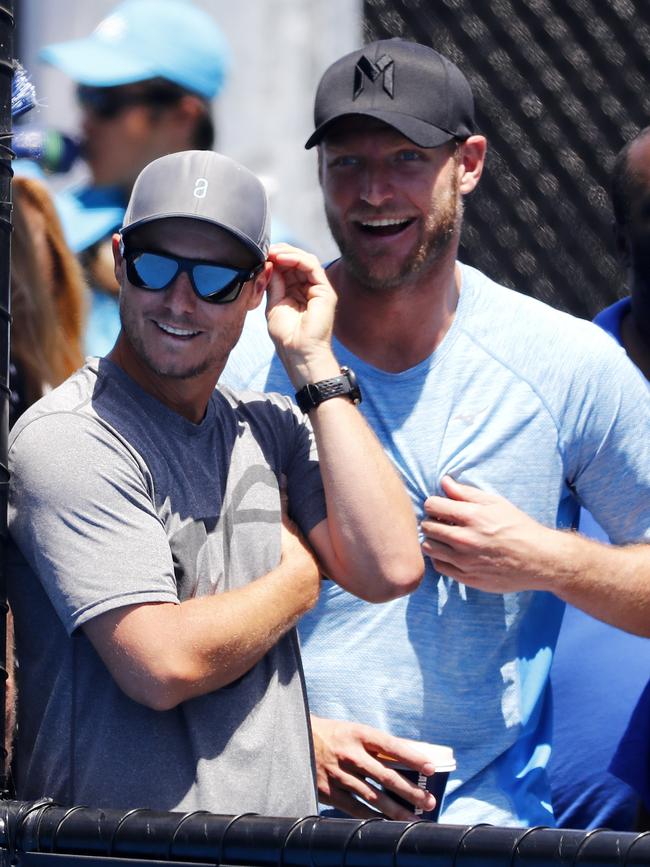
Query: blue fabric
40 0 229 99
593 296 631 343
53 184 126 357
13 158 46 180
85 289 121 357
222 264 650 827
55 185 126 254
611 680 650 811
549 605 649 829
548 295 650 830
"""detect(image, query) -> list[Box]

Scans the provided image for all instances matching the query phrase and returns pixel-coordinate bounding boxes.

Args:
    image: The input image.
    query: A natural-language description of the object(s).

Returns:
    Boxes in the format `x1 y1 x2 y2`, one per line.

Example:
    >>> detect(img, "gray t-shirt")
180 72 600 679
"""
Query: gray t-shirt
8 357 326 814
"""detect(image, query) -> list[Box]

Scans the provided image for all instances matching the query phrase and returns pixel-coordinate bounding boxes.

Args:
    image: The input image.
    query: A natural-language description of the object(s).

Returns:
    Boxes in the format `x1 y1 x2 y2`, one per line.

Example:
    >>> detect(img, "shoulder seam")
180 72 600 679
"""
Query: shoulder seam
457 323 564 450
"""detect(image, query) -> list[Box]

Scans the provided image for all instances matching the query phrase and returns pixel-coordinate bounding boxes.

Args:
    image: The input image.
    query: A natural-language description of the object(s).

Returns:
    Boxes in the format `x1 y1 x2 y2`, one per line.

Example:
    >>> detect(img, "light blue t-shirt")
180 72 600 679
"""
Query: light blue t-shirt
222 263 650 827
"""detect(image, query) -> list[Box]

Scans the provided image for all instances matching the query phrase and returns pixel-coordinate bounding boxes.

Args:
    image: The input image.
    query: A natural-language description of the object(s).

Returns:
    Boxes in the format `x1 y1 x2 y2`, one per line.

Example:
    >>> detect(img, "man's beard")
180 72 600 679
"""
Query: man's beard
325 167 463 292
118 295 231 381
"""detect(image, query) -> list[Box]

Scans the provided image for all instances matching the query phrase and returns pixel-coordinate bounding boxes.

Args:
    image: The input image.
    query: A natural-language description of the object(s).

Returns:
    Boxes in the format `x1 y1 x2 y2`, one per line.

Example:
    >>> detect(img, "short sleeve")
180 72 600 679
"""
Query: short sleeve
564 339 650 544
9 411 179 634
273 396 328 536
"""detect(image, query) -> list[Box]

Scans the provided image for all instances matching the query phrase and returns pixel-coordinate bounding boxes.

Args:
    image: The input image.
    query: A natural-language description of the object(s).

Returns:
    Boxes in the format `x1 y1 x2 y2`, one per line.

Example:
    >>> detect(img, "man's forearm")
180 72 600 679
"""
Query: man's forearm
84 523 320 710
307 395 423 601
265 244 424 602
538 531 650 636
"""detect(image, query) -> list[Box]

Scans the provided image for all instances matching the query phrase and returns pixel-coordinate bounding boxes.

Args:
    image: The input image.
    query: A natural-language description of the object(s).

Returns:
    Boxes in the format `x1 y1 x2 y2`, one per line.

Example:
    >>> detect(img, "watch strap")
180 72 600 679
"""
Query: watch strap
295 366 361 413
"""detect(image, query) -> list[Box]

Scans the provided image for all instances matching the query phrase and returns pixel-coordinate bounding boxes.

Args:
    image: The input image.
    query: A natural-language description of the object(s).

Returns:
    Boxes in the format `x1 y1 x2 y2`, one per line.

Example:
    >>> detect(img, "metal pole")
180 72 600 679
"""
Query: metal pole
2 802 650 867
0 0 14 800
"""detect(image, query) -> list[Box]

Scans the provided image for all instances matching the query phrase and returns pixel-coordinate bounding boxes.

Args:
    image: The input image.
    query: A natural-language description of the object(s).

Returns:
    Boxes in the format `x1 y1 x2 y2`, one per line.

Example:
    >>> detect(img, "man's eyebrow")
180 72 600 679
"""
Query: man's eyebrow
322 140 354 150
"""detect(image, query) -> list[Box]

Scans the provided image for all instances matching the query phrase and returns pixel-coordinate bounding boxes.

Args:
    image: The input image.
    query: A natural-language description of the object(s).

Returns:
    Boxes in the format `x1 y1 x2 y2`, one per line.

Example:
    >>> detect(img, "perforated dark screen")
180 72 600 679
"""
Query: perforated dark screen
364 0 650 317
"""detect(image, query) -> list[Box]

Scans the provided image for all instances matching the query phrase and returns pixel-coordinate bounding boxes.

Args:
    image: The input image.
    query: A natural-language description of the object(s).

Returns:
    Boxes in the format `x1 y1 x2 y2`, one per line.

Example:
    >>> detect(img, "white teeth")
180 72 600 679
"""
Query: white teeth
157 322 199 337
360 218 409 227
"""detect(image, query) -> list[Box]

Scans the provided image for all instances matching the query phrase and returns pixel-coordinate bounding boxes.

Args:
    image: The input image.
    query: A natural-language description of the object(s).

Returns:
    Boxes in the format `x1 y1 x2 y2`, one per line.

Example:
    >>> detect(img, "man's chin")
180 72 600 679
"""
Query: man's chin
149 361 213 381
345 252 432 292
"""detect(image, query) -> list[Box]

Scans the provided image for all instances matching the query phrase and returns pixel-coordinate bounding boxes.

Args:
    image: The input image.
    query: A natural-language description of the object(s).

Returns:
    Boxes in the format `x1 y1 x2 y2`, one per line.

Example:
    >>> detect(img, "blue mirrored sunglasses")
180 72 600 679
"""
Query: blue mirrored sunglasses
123 248 263 304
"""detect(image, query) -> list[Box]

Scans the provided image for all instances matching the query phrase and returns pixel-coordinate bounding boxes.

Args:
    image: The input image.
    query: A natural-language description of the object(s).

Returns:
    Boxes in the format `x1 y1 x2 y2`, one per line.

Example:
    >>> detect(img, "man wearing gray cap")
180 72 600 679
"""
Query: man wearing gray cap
40 0 230 357
224 38 650 826
7 150 424 814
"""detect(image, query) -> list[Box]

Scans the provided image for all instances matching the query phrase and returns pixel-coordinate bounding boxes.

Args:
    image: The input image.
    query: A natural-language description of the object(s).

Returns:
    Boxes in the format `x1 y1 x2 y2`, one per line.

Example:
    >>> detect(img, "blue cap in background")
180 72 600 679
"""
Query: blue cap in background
39 0 230 100
55 186 126 253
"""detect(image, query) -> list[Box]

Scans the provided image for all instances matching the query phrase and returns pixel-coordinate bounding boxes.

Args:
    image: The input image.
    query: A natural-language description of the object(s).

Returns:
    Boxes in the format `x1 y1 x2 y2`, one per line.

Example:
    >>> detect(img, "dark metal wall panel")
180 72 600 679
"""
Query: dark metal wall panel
364 0 650 317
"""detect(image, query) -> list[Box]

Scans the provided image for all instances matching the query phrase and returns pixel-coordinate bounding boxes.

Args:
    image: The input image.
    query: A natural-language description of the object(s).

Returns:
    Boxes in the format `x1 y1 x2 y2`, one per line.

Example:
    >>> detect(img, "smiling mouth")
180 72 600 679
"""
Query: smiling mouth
354 217 415 237
154 321 201 339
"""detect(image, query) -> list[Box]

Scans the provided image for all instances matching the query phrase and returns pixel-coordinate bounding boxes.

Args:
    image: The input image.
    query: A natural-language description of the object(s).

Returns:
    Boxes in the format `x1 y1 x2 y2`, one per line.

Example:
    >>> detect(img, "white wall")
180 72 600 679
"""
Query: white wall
18 0 363 259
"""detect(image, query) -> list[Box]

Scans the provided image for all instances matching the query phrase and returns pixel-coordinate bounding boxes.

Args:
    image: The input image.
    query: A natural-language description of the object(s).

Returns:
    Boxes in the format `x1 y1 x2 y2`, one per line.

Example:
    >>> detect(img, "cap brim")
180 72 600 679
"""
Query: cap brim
305 110 457 149
121 215 266 264
40 39 159 87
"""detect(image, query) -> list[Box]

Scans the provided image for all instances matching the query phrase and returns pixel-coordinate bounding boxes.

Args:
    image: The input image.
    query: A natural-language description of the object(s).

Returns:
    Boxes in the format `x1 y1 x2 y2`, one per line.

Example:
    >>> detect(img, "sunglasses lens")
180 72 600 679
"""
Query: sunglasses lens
124 248 256 303
193 264 245 302
128 252 180 290
78 87 122 119
79 85 181 119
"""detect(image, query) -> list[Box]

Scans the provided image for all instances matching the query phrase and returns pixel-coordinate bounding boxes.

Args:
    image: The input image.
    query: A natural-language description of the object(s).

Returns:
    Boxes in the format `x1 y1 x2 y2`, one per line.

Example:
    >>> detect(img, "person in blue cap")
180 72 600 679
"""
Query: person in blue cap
40 0 230 356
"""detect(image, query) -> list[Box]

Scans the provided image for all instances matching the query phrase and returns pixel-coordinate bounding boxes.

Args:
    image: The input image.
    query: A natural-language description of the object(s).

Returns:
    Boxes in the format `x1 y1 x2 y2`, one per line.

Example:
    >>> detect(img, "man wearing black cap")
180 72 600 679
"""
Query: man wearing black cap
223 39 650 827
7 150 425 815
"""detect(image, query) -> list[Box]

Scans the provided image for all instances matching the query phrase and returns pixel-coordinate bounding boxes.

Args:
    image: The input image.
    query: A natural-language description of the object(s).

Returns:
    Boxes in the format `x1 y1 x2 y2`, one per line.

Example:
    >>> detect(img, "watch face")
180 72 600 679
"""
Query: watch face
342 366 362 404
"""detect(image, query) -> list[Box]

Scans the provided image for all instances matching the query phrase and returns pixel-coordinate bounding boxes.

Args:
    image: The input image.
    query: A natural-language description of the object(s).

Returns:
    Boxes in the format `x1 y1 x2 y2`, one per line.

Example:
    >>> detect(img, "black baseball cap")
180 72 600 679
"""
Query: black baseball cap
306 38 475 149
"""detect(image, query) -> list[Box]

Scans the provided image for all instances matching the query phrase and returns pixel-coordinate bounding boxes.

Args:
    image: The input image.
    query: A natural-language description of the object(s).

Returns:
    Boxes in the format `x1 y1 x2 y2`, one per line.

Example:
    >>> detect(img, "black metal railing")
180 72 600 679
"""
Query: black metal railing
1 802 649 867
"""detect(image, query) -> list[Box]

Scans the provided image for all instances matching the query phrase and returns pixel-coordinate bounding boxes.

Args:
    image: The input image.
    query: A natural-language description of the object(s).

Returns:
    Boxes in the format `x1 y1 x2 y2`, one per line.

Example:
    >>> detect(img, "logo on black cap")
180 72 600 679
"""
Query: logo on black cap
353 53 394 100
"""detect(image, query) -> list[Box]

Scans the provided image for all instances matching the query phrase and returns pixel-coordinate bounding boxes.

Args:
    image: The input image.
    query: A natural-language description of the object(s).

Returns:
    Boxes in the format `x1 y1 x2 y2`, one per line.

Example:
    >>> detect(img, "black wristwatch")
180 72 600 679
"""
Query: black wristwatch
295 366 362 414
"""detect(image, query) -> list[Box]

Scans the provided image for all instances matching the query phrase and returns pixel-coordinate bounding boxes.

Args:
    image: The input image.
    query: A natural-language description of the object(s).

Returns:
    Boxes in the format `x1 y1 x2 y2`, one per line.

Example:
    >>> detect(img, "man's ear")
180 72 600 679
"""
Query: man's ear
614 221 631 270
317 146 324 187
247 260 273 311
112 233 124 283
458 135 487 195
169 94 204 135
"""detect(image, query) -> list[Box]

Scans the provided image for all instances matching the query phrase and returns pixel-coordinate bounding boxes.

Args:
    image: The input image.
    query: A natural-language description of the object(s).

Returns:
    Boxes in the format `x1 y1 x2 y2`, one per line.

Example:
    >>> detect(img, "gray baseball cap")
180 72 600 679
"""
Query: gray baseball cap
121 150 270 263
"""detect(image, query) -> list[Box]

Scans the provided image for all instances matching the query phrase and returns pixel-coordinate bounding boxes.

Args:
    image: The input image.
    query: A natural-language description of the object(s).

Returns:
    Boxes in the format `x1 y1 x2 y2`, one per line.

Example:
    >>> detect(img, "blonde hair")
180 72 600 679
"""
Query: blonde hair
11 177 86 408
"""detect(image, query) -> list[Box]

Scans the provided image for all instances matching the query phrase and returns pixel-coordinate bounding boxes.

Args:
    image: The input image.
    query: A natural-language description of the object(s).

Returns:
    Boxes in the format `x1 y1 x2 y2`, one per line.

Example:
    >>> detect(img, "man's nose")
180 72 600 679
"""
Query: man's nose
360 166 393 207
163 269 198 314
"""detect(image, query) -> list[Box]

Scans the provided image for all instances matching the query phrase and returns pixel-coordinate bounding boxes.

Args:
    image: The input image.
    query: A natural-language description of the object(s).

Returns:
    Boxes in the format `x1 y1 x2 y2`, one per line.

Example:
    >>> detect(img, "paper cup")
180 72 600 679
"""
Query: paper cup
375 741 456 821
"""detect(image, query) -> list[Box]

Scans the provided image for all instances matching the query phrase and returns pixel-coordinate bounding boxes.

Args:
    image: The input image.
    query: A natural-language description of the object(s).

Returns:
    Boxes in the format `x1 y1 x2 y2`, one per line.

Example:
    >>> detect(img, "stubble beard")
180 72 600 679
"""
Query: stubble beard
118 295 232 381
326 169 463 293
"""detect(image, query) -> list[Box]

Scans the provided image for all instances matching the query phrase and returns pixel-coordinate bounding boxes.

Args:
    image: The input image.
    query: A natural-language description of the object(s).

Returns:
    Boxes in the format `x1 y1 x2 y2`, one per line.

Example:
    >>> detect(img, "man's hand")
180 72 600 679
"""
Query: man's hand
265 243 339 388
311 715 437 820
421 475 556 593
422 476 650 636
